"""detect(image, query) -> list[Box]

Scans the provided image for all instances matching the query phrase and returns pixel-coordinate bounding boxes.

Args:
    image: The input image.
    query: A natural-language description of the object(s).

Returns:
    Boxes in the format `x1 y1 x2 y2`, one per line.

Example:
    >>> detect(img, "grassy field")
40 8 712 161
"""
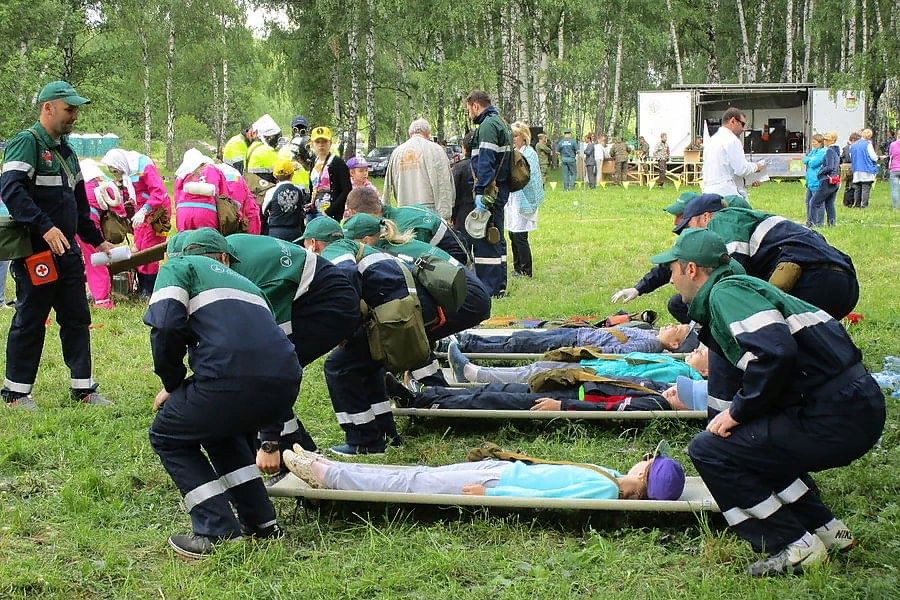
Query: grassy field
1 178 898 599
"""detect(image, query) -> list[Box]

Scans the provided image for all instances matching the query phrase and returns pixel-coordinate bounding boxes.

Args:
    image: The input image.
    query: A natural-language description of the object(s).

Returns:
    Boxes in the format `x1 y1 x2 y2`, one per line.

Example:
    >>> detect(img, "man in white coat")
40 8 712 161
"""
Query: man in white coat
701 107 766 199
383 119 455 221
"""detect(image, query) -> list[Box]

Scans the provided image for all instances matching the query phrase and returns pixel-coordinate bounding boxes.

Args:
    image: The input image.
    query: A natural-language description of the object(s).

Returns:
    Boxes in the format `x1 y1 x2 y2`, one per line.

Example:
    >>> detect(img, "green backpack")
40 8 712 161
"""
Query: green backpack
380 247 468 313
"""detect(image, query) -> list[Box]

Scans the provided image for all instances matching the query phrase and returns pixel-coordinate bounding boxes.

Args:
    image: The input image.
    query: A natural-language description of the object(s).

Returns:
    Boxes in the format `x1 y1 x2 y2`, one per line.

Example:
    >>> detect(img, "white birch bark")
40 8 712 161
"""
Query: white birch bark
666 0 684 84
346 18 360 158
364 0 376 150
220 13 229 154
165 6 176 170
782 0 794 82
749 0 767 82
606 29 623 139
735 0 751 82
140 24 152 156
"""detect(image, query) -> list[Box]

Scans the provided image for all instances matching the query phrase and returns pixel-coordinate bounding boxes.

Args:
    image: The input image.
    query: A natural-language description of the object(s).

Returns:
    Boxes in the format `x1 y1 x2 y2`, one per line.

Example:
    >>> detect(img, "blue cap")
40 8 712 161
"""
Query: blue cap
673 194 727 234
675 376 709 411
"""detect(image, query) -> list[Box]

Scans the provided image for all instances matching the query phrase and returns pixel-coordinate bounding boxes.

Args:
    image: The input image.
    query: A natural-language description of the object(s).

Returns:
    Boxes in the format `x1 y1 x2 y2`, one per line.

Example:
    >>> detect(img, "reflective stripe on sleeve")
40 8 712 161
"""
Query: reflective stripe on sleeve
188 288 269 315
149 286 190 308
2 161 35 177
749 216 787 256
728 309 786 336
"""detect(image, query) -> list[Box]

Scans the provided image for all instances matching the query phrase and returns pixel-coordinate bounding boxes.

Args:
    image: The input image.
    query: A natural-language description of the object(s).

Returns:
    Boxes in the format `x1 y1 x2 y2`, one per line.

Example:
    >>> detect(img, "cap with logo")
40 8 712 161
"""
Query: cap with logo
346 156 369 170
343 213 383 240
310 126 333 142
180 227 240 262
300 216 344 242
273 157 296 178
650 228 730 268
672 194 727 233
664 192 699 216
37 81 91 106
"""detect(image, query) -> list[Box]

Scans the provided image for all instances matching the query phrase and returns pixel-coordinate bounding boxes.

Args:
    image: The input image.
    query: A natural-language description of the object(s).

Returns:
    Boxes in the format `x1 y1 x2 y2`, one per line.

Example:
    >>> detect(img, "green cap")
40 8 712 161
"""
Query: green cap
37 81 91 106
166 231 190 257
300 216 344 242
180 227 240 262
650 228 730 268
664 192 698 216
722 194 752 209
343 213 383 240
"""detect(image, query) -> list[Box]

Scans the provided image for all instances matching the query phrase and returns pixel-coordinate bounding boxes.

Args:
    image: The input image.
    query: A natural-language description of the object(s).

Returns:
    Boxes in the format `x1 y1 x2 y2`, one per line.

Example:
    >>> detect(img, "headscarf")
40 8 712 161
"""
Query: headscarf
175 148 213 179
79 159 105 183
252 114 281 137
101 149 143 202
214 162 241 181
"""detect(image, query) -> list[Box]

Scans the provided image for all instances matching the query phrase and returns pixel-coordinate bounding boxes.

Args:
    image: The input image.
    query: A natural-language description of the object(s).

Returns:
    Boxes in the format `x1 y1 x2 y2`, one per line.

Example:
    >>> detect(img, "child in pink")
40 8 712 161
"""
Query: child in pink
215 162 262 234
174 149 228 232
101 149 171 296
76 160 127 308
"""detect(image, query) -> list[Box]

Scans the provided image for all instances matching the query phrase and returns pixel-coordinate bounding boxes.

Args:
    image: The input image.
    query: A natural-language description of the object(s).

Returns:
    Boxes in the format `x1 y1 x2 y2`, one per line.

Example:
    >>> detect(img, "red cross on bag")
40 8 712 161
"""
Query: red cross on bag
25 250 59 286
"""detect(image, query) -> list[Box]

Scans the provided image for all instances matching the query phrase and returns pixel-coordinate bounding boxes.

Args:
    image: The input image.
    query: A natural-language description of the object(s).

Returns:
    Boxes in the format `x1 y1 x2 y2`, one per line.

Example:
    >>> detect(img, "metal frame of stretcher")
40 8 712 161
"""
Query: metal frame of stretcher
392 406 707 420
267 472 719 513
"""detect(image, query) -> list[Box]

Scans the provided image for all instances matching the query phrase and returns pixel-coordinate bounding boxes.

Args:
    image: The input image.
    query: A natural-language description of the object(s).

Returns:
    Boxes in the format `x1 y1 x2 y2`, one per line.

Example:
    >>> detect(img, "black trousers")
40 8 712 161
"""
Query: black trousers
852 181 873 208
790 266 859 320
4 249 94 397
508 231 533 277
689 367 884 554
414 383 579 410
149 376 298 538
472 188 509 298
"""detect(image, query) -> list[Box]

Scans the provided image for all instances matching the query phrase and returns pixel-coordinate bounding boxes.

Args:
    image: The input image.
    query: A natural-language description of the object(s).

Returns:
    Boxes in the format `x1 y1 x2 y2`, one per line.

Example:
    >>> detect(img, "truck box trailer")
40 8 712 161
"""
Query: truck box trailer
637 83 865 178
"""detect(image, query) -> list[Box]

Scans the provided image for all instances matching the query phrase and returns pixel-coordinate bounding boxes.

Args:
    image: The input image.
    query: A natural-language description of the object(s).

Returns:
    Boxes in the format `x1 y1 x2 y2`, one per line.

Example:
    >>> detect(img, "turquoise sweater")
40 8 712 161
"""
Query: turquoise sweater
486 462 621 499
579 352 704 383
802 147 826 191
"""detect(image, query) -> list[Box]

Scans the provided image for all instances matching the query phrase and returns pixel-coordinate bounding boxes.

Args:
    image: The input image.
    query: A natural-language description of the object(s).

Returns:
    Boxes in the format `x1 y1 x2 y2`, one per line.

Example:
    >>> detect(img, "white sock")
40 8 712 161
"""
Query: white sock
815 518 842 533
464 364 480 382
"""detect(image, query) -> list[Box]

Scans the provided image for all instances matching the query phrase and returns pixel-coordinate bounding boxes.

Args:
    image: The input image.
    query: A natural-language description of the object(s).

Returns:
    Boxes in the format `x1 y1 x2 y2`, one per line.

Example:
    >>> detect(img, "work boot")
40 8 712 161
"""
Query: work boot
815 519 856 552
168 533 239 560
3 393 38 410
72 386 113 406
747 534 828 577
241 522 284 540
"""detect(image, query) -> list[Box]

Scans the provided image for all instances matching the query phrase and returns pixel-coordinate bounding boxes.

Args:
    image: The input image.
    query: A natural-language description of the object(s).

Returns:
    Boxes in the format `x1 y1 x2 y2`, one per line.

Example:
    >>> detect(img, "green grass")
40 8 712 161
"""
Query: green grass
1 179 899 599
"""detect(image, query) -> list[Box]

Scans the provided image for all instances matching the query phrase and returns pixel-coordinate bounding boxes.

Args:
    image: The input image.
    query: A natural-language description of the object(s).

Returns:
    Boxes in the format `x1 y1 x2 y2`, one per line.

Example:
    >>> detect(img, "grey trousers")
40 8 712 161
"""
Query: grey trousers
323 460 510 495
471 361 572 384
0 261 8 302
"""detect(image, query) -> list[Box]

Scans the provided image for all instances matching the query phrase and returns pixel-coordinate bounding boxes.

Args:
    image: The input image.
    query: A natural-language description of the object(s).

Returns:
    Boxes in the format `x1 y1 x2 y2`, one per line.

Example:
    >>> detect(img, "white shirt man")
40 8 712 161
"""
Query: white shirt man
701 109 765 198
383 119 455 220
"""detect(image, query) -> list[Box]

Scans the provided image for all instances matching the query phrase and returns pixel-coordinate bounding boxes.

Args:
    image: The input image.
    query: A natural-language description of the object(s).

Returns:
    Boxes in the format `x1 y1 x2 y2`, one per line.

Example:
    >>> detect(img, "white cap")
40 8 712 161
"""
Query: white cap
253 114 281 137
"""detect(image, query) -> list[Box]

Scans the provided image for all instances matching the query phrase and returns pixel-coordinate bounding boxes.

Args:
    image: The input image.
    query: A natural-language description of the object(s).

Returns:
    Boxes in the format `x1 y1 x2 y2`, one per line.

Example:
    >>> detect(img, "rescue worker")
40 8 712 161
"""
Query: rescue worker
101 148 171 296
77 159 127 309
465 90 511 298
245 114 281 204
649 228 884 576
174 149 228 233
214 161 261 234
262 158 306 241
344 186 471 265
342 212 491 387
556 129 577 191
1 81 115 408
145 238 301 558
277 115 312 191
675 194 859 319
299 216 415 455
222 124 256 173
610 192 750 323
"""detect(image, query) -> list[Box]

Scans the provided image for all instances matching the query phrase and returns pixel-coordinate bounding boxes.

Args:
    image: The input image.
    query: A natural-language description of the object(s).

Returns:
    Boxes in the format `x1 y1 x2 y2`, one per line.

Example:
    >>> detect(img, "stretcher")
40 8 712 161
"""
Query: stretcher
392 406 707 420
267 472 719 513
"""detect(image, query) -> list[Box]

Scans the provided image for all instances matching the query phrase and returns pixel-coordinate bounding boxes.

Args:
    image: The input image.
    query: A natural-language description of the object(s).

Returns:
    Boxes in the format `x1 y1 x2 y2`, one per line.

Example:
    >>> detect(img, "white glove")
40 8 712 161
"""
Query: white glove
131 209 147 227
610 287 639 303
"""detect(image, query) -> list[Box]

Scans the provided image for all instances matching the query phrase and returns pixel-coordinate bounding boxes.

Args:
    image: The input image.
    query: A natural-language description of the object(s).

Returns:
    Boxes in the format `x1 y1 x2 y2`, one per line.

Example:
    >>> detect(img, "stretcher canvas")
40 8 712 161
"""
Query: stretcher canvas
391 406 708 420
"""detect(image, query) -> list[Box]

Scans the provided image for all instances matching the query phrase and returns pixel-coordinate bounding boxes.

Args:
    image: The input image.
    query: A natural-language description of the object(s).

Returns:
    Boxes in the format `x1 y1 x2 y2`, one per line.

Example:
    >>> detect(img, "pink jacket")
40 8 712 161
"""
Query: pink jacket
889 140 900 172
85 178 127 227
132 163 171 215
175 164 228 209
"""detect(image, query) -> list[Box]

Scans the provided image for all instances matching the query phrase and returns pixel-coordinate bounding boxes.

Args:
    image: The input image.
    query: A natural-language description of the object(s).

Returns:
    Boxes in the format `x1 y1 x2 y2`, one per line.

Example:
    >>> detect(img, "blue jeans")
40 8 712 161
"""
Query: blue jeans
891 171 900 209
561 160 576 190
0 260 8 303
810 181 838 227
804 188 815 225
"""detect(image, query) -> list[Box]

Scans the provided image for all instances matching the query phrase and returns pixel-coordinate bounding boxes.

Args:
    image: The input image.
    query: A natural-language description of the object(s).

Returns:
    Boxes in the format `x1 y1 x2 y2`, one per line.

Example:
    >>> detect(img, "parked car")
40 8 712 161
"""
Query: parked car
366 146 396 178
444 144 463 165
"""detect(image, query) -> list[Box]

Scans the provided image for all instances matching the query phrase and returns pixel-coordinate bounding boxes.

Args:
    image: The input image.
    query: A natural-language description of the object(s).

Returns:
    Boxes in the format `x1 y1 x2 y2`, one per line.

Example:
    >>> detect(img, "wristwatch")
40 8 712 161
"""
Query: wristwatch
260 441 279 454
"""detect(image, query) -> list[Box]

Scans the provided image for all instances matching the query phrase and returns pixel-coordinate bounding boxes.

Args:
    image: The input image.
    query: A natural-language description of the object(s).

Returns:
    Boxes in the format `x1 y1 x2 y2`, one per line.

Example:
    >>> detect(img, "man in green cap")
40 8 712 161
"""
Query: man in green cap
649 228 884 577
1 80 115 409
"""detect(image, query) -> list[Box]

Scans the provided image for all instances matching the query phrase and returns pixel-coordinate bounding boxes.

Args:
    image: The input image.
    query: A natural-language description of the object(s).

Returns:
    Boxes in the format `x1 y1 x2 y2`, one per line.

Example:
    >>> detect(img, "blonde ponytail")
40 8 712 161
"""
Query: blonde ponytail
380 219 415 244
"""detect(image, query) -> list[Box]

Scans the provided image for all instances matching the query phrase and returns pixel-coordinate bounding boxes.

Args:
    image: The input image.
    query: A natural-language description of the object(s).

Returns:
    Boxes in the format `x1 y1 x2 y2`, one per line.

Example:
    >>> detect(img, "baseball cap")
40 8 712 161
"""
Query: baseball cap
291 115 309 130
37 81 91 106
273 157 296 178
311 126 332 142
180 228 240 262
300 216 344 242
346 156 369 170
676 376 709 411
343 213 383 240
664 192 698 216
166 230 190 257
465 209 490 239
645 441 686 501
722 194 751 209
673 194 727 233
563 128 572 134
650 228 730 268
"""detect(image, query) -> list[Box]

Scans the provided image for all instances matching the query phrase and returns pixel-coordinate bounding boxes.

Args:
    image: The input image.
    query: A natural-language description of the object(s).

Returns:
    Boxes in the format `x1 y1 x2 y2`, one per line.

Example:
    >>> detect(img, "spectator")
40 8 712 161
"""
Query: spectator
801 134 826 226
701 107 765 199
451 132 475 232
610 137 629 184
346 156 378 194
557 129 577 191
262 158 305 241
308 126 351 220
849 128 879 208
840 131 860 207
535 133 552 183
636 135 650 158
594 134 610 182
653 133 670 188
506 121 543 278
383 118 455 221
810 132 841 227
583 134 597 189
888 130 900 210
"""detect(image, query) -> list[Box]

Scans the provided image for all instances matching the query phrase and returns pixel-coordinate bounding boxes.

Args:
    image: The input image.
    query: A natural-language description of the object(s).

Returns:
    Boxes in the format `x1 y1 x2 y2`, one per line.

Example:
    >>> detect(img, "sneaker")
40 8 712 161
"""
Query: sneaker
815 519 856 552
168 533 239 560
447 341 469 383
401 372 424 395
241 522 284 540
747 534 828 577
384 373 416 407
283 448 324 488
72 390 113 406
387 433 404 448
328 443 385 457
4 394 37 410
435 334 459 353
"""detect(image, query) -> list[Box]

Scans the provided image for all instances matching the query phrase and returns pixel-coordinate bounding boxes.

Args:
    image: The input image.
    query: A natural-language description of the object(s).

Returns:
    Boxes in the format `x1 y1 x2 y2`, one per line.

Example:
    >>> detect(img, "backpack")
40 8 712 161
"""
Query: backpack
216 196 245 235
379 246 468 312
507 147 531 192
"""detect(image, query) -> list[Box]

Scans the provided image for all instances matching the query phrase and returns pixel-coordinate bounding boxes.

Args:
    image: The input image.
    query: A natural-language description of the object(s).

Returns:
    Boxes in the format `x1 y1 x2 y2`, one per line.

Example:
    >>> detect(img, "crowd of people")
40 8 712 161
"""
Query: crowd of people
0 81 890 578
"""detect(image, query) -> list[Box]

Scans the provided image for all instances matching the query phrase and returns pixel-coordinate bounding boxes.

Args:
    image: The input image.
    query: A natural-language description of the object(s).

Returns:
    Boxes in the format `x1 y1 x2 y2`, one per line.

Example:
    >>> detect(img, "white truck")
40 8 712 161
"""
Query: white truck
637 83 866 178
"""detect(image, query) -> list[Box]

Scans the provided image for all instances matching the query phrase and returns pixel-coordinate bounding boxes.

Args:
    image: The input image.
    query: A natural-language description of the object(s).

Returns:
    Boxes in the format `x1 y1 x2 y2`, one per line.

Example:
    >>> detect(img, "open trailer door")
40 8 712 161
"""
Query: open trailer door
638 91 692 157
810 90 866 146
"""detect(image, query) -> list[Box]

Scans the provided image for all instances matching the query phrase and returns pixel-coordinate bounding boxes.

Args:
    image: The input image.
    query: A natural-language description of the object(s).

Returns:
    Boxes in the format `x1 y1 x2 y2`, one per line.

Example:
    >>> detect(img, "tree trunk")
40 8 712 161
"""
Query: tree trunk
435 35 446 141
140 24 152 156
345 20 360 158
606 30 624 138
666 0 684 84
802 0 814 81
165 7 176 170
220 14 229 156
212 64 220 154
330 37 343 134
749 0 767 82
735 0 752 82
394 50 404 145
848 0 857 67
705 1 721 83
782 0 794 82
364 0 376 150
552 11 565 137
593 31 611 137
840 12 847 72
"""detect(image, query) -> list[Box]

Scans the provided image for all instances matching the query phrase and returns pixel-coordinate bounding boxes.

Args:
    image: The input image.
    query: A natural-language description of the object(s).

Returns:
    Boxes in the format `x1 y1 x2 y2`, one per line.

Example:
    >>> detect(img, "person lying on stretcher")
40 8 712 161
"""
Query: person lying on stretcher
282 441 686 501
446 342 709 387
439 323 699 355
384 368 709 412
